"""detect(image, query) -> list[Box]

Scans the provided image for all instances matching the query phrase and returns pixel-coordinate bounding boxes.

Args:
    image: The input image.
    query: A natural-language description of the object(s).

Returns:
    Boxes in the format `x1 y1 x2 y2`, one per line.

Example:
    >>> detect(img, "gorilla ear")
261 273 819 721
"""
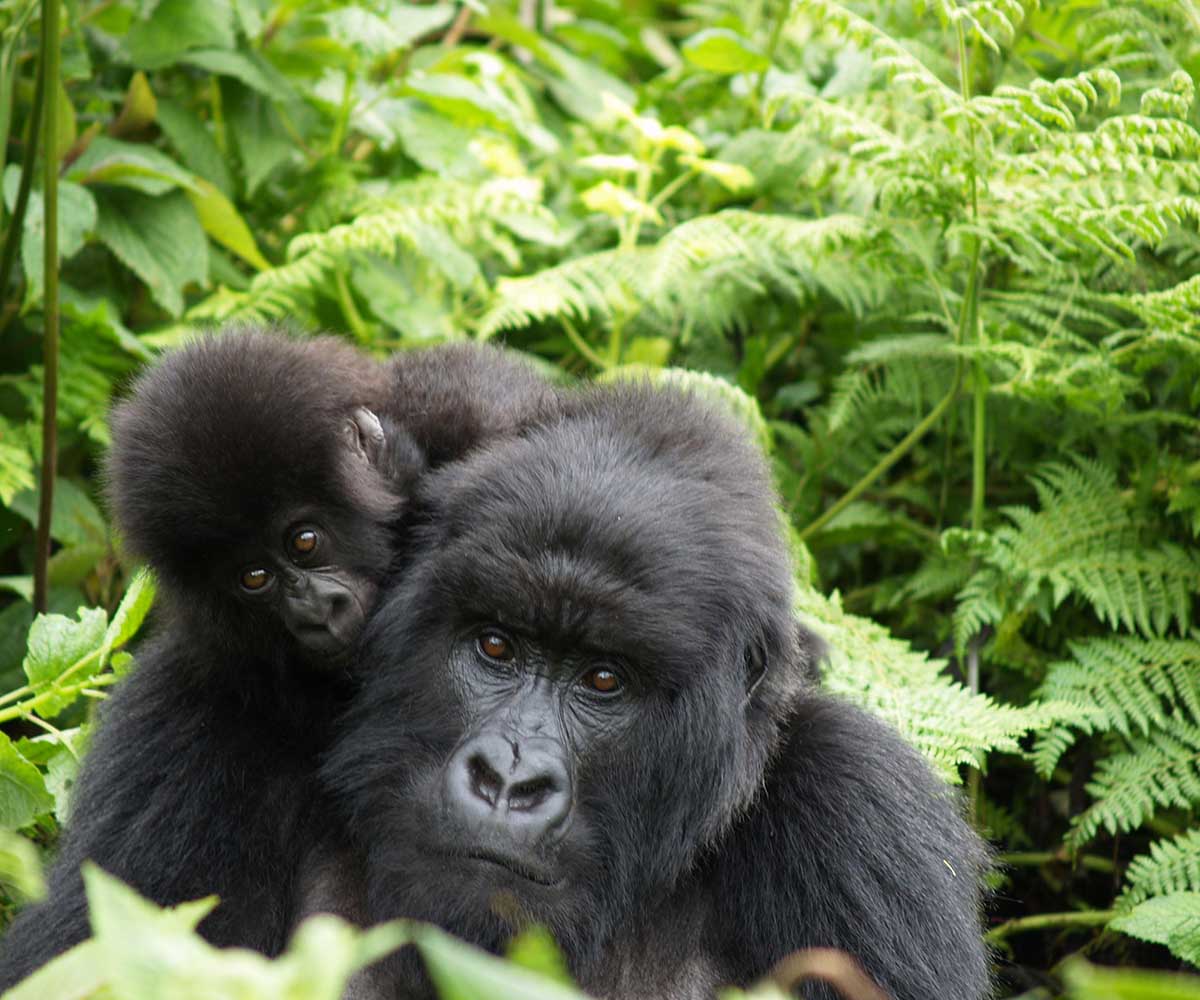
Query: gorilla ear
344 407 386 466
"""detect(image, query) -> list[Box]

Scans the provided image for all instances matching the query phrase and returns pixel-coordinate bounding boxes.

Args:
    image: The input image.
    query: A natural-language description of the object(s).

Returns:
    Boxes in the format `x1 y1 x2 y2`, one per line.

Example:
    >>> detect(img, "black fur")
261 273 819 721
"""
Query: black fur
322 381 988 999
0 331 555 986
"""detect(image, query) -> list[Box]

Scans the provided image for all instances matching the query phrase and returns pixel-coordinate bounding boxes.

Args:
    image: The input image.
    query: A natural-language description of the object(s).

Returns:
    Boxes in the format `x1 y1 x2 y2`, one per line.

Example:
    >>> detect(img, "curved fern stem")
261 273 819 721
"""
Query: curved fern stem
798 374 962 541
561 317 610 370
985 909 1116 943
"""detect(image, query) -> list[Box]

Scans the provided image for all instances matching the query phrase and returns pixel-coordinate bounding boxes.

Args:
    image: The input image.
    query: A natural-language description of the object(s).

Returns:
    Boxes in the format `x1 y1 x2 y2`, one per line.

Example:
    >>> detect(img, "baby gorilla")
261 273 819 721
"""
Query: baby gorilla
324 382 989 1000
0 329 555 987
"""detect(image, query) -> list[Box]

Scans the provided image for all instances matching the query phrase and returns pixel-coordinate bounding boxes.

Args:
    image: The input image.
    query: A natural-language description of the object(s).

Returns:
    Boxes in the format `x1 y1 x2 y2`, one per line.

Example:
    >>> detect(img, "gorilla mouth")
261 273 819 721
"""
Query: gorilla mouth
456 849 562 887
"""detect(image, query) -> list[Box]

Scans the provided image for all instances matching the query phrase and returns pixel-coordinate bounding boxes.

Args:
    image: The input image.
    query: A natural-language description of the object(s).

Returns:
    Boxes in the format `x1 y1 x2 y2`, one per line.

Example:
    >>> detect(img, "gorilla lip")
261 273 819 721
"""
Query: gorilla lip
448 848 562 887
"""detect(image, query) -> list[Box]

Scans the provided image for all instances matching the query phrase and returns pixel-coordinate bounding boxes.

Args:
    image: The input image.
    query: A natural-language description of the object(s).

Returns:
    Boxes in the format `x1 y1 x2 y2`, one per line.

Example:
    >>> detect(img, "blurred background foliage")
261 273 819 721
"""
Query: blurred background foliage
0 0 1199 996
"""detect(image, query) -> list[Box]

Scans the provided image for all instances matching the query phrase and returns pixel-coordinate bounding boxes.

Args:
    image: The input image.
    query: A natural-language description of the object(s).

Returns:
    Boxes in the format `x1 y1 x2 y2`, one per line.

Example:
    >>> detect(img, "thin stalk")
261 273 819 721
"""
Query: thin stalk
985 910 1116 944
1000 851 1117 874
955 17 989 819
798 376 962 541
753 0 789 124
0 48 44 307
33 0 60 615
561 317 609 371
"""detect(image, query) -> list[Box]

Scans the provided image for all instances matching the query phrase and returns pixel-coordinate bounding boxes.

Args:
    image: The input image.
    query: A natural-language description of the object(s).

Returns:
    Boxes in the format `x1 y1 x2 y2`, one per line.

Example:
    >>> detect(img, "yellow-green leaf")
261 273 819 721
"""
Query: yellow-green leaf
184 177 270 270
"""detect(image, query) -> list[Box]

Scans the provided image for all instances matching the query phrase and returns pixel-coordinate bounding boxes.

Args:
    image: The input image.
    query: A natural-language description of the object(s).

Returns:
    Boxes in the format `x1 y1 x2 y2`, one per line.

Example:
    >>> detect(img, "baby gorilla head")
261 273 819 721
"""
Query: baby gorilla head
107 328 416 669
326 382 813 981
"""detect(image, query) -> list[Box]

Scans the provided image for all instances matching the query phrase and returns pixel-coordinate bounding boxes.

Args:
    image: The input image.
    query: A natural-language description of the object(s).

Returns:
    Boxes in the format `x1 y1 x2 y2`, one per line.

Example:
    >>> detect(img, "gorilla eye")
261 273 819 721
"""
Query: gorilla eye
291 528 318 555
582 669 621 695
240 568 271 592
478 632 514 662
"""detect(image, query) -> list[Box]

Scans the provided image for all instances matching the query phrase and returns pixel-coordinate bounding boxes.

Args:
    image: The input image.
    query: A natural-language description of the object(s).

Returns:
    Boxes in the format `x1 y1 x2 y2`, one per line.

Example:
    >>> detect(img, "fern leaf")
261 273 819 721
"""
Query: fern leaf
1032 637 1200 776
1068 722 1200 848
1121 831 1200 909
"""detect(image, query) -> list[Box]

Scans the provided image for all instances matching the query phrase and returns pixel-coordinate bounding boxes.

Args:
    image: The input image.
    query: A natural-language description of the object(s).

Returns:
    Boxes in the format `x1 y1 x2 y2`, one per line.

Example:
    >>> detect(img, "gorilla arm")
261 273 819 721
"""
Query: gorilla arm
707 695 990 1000
0 634 336 988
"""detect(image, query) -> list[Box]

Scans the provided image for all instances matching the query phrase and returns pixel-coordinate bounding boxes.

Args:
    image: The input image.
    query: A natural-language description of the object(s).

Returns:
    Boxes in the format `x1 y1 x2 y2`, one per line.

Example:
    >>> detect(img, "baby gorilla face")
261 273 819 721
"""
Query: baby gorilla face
232 517 379 661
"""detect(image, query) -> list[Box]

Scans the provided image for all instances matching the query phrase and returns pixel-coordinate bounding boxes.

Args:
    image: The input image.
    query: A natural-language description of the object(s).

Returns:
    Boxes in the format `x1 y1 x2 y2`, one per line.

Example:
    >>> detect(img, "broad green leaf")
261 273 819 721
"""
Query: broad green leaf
22 605 107 690
9 477 107 547
581 181 661 224
409 222 480 289
624 337 672 367
504 927 572 985
3 941 104 1000
326 5 455 54
225 87 294 197
577 154 640 174
407 74 511 130
82 866 408 1000
110 71 157 137
681 29 769 74
185 177 270 270
681 155 755 191
156 97 233 196
1 169 96 297
0 733 53 828
68 135 196 196
417 924 588 1000
1112 893 1200 966
390 100 481 177
1063 957 1200 999
99 568 156 669
0 827 44 901
122 0 236 69
183 48 291 98
538 41 634 121
95 189 207 317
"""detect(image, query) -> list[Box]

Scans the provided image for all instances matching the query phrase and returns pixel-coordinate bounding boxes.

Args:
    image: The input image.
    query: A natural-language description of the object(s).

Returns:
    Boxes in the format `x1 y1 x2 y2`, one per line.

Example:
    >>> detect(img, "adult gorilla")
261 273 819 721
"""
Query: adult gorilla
324 383 989 1000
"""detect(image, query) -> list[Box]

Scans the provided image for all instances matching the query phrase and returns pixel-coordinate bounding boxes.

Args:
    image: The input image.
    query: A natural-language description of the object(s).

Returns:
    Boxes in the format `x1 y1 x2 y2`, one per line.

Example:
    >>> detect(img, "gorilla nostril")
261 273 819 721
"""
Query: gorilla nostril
508 775 555 812
467 753 503 808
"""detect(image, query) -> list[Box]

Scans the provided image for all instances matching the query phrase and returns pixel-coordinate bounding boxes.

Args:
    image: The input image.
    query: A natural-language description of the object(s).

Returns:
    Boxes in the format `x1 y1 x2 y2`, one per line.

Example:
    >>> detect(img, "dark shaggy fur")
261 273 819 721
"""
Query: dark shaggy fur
322 382 988 1000
0 331 556 987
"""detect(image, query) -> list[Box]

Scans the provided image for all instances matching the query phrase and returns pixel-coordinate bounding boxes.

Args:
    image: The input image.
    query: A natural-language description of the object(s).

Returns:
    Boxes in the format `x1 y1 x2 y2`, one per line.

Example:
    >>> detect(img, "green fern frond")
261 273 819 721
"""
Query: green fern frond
1032 637 1200 775
1067 721 1200 849
479 211 875 339
240 178 554 321
795 585 1048 781
1121 830 1200 909
958 461 1200 642
798 0 959 110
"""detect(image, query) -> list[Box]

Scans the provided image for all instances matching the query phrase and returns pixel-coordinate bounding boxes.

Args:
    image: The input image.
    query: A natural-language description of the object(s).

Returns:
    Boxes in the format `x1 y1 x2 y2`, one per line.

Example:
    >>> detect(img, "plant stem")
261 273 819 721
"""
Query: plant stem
561 317 609 370
1000 851 1118 874
33 0 60 615
753 0 789 124
0 45 44 310
985 910 1116 944
798 377 962 541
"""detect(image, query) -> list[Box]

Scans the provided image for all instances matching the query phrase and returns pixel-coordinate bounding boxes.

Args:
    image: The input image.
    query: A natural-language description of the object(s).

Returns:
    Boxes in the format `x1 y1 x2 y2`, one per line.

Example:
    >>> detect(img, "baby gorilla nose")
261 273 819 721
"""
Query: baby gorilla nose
280 573 373 658
448 732 572 845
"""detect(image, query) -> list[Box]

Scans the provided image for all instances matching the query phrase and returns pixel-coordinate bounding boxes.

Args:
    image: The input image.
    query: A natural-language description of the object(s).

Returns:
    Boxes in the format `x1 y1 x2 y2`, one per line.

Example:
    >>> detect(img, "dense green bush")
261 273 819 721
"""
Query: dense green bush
1 0 1199 996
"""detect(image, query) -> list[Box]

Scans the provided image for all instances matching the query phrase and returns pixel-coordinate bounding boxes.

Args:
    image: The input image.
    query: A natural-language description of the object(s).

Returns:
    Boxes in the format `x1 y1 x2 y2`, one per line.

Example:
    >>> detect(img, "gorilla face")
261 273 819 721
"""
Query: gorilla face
327 385 809 977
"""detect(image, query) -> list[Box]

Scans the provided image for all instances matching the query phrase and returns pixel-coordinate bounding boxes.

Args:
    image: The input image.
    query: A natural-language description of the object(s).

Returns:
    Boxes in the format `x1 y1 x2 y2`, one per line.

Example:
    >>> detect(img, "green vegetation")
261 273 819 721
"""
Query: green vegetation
0 0 1199 995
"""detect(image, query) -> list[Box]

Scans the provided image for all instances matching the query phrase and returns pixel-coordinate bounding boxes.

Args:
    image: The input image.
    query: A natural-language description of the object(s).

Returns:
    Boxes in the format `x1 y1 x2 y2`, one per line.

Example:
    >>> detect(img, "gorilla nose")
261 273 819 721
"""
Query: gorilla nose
447 733 571 842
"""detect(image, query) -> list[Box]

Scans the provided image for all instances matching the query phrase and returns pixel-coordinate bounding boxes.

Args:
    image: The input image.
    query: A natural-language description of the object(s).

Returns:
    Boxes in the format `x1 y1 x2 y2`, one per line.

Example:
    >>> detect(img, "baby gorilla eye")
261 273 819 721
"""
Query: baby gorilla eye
582 668 621 694
477 632 513 662
290 528 318 555
240 568 271 592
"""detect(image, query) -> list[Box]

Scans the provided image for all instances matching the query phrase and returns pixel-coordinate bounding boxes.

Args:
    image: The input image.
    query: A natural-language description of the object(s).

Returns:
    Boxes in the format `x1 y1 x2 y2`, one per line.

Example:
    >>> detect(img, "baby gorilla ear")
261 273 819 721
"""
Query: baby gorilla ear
344 407 387 466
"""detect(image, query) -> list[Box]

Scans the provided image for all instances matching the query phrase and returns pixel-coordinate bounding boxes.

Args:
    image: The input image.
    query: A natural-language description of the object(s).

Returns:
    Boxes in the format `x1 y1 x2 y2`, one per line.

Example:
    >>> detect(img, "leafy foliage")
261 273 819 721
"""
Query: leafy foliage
0 0 1197 994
